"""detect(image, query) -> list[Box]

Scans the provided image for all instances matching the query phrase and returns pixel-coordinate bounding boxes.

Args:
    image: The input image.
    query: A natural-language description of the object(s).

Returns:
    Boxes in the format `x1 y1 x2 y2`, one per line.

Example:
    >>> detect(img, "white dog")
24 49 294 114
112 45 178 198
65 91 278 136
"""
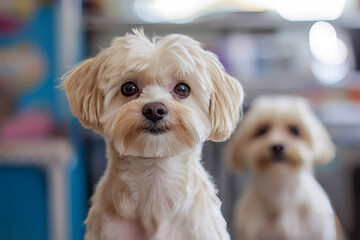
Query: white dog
226 95 343 240
62 29 243 240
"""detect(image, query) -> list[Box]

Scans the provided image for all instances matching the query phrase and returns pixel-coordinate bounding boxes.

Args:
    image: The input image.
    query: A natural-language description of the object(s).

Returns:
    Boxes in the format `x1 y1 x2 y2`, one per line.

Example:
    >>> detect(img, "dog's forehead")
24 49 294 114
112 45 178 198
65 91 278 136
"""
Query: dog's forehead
103 35 212 92
109 33 205 71
245 96 313 127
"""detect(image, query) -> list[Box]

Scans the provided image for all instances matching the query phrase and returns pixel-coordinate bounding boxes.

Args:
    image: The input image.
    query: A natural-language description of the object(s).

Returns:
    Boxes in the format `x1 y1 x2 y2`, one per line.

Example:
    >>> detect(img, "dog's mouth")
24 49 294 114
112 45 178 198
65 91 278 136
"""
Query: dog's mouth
272 155 286 163
257 154 303 171
144 124 170 135
271 155 303 168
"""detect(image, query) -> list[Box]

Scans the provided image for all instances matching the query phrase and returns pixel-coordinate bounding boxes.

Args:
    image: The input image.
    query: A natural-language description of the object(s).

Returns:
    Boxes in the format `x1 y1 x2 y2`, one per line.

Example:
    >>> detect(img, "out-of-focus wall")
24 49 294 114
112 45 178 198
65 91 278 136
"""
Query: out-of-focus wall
0 1 87 240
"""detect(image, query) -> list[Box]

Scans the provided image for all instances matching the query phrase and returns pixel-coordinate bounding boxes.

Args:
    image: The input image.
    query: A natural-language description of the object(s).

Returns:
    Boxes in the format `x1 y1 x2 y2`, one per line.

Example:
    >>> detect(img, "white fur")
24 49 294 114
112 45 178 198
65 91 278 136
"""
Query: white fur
226 95 340 240
62 29 243 240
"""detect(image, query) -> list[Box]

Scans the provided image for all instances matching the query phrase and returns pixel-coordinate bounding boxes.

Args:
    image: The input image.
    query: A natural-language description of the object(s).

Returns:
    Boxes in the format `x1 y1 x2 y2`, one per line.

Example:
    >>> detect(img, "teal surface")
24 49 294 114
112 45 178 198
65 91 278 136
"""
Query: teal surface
67 152 88 240
0 166 48 240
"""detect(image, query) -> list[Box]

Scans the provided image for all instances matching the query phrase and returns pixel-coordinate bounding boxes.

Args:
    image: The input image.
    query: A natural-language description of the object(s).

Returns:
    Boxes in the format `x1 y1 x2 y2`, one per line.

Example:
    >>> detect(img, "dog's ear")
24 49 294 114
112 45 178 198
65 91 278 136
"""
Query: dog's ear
309 115 336 165
61 57 104 132
300 102 335 165
224 126 246 171
206 54 244 142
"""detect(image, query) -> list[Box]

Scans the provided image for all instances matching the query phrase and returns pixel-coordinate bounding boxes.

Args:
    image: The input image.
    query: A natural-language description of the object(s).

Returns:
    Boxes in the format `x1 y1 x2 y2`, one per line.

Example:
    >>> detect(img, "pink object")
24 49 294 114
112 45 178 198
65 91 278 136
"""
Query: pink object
0 112 53 140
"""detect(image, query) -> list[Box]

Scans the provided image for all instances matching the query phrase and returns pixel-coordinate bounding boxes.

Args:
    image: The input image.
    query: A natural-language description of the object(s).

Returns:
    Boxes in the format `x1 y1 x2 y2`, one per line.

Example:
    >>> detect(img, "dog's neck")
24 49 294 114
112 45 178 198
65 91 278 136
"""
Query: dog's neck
252 169 313 212
104 142 204 234
106 141 203 173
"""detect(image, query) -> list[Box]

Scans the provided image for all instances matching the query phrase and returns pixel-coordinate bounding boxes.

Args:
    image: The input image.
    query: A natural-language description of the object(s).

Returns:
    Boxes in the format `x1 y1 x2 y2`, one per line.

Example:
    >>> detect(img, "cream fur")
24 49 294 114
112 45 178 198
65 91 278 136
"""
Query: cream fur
62 29 243 240
226 95 340 240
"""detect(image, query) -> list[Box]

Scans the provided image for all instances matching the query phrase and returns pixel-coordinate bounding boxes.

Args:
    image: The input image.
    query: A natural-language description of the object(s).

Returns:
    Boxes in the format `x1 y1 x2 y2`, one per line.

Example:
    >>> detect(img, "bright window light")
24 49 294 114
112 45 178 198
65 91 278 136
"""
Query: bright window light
274 0 346 21
309 22 348 66
134 0 346 22
309 21 350 84
235 0 272 11
311 59 350 85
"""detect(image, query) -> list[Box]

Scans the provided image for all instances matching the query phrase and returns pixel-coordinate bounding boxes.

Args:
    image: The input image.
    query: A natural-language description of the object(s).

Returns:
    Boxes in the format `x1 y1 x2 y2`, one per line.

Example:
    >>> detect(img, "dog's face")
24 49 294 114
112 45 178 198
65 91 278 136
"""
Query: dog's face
226 96 335 175
62 29 243 158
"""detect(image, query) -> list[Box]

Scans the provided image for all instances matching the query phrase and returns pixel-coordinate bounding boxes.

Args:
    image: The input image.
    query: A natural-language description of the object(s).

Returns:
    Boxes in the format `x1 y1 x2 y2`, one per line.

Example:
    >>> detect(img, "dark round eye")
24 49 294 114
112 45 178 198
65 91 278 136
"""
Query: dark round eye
289 126 300 136
174 83 190 98
121 81 138 97
255 125 269 138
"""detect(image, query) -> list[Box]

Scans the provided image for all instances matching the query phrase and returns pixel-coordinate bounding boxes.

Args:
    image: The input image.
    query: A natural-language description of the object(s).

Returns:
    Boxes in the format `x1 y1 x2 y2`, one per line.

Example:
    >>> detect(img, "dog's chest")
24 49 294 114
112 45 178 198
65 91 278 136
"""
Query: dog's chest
259 206 317 240
242 174 336 240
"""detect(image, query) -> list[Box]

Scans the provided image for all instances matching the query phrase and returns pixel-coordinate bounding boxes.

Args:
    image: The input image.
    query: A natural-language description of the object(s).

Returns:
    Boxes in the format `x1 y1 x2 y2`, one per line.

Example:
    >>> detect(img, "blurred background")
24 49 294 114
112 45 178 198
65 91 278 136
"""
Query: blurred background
0 0 360 239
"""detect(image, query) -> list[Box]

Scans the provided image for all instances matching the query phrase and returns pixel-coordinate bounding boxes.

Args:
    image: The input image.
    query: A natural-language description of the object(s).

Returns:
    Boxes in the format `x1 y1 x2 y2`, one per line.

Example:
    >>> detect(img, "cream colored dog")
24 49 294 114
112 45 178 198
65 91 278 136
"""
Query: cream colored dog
62 29 243 240
226 96 342 240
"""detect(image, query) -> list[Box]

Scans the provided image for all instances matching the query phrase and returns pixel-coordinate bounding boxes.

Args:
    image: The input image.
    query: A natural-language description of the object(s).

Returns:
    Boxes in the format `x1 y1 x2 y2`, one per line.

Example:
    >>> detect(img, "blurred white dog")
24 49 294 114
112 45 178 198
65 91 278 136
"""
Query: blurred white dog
62 29 243 240
226 96 343 240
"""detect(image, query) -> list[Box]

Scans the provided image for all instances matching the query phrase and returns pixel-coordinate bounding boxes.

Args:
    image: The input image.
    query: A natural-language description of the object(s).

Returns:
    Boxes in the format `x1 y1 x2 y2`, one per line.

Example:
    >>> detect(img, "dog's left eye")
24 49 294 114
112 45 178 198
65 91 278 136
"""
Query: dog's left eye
174 83 190 98
289 126 300 136
121 81 138 97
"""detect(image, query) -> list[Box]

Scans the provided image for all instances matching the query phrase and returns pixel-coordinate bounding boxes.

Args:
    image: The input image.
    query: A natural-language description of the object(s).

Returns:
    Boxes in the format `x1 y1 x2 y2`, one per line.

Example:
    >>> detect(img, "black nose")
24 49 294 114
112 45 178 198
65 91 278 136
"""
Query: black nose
142 102 168 122
271 144 284 156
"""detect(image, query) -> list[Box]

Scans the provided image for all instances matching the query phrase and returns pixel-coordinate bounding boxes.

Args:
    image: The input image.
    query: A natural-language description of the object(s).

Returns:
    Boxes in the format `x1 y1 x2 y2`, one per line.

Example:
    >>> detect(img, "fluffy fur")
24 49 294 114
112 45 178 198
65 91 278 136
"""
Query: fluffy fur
62 29 243 240
226 95 342 240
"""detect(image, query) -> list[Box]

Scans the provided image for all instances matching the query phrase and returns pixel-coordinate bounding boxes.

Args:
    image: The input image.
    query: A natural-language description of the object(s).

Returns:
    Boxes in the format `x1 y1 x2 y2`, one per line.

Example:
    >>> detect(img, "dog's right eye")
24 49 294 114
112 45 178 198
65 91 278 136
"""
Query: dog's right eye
255 125 269 138
121 82 138 97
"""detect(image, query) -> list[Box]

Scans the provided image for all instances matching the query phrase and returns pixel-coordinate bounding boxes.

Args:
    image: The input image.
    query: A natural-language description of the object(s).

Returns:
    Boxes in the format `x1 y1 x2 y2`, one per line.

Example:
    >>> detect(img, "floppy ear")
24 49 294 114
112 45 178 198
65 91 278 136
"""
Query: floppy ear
206 54 244 142
224 127 246 171
309 115 336 165
61 57 104 133
300 102 335 165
